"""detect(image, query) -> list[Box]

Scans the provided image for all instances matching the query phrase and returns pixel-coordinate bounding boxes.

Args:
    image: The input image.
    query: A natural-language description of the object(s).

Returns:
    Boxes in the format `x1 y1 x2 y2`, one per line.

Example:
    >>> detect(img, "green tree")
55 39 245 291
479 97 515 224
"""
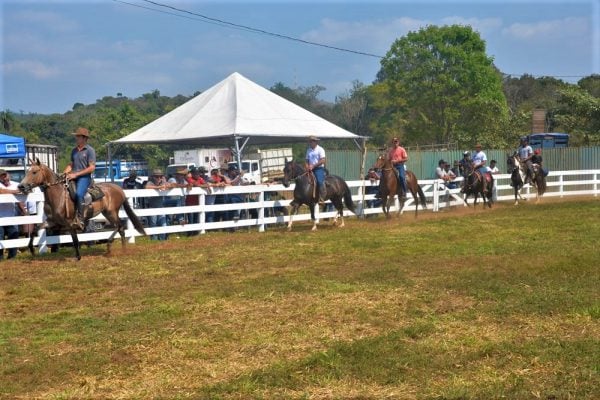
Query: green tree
378 25 509 148
553 86 600 145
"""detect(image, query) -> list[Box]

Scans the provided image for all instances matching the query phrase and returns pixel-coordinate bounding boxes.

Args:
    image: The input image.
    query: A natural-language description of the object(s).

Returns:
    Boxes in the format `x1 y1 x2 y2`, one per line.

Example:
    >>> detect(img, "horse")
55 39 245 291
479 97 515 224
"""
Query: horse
462 164 493 208
18 159 146 260
372 155 427 218
282 160 356 231
507 153 546 205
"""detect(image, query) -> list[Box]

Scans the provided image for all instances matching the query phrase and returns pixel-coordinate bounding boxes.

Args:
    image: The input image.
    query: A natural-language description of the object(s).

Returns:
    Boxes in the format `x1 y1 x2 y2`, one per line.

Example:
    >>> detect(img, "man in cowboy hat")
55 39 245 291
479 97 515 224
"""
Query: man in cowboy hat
387 137 409 199
63 127 96 230
305 135 327 203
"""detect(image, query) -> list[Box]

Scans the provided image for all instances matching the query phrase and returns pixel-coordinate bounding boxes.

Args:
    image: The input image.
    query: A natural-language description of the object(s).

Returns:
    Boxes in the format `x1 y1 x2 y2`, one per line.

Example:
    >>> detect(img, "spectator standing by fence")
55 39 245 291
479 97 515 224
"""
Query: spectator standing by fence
145 169 169 241
0 169 26 260
185 167 211 235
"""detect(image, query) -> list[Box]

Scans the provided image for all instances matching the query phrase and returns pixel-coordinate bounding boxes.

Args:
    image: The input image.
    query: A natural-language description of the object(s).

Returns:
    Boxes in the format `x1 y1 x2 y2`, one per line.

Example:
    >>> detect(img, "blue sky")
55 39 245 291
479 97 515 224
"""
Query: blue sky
1 0 599 114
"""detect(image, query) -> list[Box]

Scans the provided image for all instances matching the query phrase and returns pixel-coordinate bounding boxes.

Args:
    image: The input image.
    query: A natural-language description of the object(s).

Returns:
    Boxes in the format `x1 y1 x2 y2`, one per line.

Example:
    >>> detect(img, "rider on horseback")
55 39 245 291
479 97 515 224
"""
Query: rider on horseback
518 137 534 185
64 127 96 230
471 144 493 194
305 135 327 203
388 137 409 200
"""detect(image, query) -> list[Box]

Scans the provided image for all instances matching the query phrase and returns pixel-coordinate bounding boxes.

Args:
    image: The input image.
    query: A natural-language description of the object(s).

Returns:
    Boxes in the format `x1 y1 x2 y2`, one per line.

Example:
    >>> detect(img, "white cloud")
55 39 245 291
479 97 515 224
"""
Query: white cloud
2 60 61 79
301 15 507 55
441 16 503 34
502 17 590 40
12 10 79 33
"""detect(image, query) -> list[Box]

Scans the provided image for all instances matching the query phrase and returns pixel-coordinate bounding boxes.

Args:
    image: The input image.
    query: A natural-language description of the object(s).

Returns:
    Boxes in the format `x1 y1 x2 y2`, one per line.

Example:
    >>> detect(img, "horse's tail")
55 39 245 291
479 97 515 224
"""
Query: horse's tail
122 199 146 235
342 181 356 214
417 185 427 209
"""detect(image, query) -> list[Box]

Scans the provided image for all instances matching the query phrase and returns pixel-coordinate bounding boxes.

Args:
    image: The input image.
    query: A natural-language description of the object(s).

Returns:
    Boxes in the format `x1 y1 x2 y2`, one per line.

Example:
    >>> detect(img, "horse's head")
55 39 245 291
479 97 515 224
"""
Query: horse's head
506 153 519 173
373 155 387 170
282 159 300 188
18 159 54 193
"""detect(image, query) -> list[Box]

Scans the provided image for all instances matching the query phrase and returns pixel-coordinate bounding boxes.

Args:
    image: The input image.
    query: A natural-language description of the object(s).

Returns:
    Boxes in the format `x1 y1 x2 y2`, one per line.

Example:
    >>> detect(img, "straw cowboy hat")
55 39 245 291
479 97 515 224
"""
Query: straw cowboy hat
176 168 189 175
151 168 164 176
307 135 320 142
71 127 90 137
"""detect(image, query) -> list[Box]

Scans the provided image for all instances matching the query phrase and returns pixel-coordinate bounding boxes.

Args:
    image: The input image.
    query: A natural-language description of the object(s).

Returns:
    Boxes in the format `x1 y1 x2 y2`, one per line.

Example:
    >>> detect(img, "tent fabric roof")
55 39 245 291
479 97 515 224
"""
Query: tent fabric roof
0 133 26 159
114 72 360 146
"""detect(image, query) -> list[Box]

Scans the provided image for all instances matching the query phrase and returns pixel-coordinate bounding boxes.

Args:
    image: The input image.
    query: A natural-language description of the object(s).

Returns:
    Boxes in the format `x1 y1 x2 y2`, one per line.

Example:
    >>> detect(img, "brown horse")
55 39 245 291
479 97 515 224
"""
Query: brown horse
462 164 493 208
373 155 427 218
18 159 145 260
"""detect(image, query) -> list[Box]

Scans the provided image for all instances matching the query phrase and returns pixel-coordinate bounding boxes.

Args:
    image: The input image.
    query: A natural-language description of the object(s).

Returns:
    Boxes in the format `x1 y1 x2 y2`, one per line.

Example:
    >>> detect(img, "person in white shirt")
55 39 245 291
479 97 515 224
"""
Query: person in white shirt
0 169 26 260
518 137 534 184
305 135 327 202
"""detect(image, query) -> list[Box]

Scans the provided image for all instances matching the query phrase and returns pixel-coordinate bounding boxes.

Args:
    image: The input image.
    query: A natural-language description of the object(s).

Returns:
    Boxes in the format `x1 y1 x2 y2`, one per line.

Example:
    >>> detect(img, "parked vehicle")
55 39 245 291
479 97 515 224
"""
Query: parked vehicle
522 133 569 149
0 140 59 182
228 148 293 184
93 159 149 183
165 148 233 178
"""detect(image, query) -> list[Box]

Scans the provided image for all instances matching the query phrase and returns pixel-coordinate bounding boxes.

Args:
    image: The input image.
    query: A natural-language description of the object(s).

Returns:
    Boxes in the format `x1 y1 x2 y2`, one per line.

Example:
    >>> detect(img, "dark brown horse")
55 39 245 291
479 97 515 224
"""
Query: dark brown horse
282 160 355 231
507 153 546 205
18 159 145 260
462 164 493 208
372 155 427 218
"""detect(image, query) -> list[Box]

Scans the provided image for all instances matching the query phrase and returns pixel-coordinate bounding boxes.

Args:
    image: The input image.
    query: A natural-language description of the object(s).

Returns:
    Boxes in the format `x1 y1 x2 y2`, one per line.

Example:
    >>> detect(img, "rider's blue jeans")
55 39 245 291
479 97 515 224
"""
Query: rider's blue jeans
395 165 407 194
313 167 326 199
75 174 92 206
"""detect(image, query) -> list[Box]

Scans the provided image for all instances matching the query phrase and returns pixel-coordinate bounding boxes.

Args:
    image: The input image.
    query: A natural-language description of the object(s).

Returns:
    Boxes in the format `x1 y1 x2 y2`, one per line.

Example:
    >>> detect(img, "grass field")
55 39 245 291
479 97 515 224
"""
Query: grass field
1 198 599 399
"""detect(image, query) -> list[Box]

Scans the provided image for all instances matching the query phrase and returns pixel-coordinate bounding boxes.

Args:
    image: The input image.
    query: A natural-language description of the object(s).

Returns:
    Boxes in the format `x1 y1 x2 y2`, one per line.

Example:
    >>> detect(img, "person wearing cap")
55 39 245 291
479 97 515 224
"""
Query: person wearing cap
185 167 211 233
531 148 548 177
518 137 534 184
63 127 96 229
387 137 409 199
225 163 247 221
122 169 141 190
458 151 471 178
435 159 456 184
166 168 191 226
0 169 26 260
305 135 327 202
471 144 493 192
145 168 169 240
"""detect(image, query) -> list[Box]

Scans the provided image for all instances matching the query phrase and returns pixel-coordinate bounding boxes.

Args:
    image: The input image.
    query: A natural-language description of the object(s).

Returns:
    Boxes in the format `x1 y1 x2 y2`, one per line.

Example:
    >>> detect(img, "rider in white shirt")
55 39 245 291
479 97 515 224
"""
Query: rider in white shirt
518 137 534 184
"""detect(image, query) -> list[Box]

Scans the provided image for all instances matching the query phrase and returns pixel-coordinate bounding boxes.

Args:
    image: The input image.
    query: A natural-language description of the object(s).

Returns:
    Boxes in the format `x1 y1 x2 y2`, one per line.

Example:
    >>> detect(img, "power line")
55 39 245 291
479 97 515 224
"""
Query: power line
113 0 384 59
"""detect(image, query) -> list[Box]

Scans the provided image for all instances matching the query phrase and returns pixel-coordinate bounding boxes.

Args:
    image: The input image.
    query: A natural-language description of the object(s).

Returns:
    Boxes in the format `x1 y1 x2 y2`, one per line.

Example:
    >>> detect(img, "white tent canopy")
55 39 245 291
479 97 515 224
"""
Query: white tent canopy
113 72 362 147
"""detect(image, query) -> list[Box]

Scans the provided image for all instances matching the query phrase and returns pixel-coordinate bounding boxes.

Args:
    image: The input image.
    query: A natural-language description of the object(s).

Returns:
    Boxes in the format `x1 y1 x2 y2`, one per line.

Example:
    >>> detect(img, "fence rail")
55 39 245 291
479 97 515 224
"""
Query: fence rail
1 169 598 254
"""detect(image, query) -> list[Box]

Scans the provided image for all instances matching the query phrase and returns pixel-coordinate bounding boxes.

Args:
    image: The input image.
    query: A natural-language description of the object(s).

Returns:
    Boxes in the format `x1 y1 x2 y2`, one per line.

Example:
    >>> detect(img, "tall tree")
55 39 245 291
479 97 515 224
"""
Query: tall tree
378 25 510 147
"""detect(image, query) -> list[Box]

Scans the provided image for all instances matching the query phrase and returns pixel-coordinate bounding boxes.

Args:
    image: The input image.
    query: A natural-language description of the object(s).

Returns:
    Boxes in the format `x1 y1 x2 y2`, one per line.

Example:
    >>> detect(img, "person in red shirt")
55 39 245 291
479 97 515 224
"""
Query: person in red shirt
387 137 409 199
185 166 212 234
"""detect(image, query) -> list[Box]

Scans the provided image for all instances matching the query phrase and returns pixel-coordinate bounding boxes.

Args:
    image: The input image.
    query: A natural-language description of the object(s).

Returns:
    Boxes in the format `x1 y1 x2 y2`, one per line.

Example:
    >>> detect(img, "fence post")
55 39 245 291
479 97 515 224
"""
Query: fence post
199 192 206 235
432 180 440 212
559 174 564 198
258 190 265 233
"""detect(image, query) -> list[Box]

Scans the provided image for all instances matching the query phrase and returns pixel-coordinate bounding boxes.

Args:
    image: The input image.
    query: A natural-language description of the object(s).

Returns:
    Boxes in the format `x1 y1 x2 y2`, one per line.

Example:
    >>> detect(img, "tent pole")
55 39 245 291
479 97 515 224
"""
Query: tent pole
233 136 250 170
358 137 367 218
107 143 113 182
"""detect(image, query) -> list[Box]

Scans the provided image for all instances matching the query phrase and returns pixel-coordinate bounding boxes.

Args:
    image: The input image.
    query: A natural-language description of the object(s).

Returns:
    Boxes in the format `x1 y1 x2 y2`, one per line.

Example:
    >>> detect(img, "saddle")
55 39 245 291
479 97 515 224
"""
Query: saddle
473 170 492 183
67 181 105 203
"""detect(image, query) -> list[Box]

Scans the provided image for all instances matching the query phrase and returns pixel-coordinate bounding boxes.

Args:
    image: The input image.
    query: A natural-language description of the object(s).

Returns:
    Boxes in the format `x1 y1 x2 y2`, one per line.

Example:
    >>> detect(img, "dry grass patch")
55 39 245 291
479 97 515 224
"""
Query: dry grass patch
1 198 598 399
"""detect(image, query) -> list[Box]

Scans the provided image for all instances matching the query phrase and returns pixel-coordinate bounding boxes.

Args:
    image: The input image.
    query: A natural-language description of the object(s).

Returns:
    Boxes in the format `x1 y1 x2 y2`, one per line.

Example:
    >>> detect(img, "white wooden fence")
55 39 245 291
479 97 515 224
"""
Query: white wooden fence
1 169 598 254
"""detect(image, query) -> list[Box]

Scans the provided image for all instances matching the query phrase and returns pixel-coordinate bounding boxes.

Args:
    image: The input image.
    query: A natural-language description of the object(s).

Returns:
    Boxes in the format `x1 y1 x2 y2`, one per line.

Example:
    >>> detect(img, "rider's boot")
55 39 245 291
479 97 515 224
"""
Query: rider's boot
318 184 327 205
72 201 85 230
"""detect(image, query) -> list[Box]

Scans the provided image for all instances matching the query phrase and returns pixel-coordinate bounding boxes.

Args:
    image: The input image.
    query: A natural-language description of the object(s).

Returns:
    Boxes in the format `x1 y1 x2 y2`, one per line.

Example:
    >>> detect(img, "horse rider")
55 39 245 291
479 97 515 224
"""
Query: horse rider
471 143 493 194
388 137 409 199
63 127 96 230
305 135 327 203
531 148 548 178
518 137 534 184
